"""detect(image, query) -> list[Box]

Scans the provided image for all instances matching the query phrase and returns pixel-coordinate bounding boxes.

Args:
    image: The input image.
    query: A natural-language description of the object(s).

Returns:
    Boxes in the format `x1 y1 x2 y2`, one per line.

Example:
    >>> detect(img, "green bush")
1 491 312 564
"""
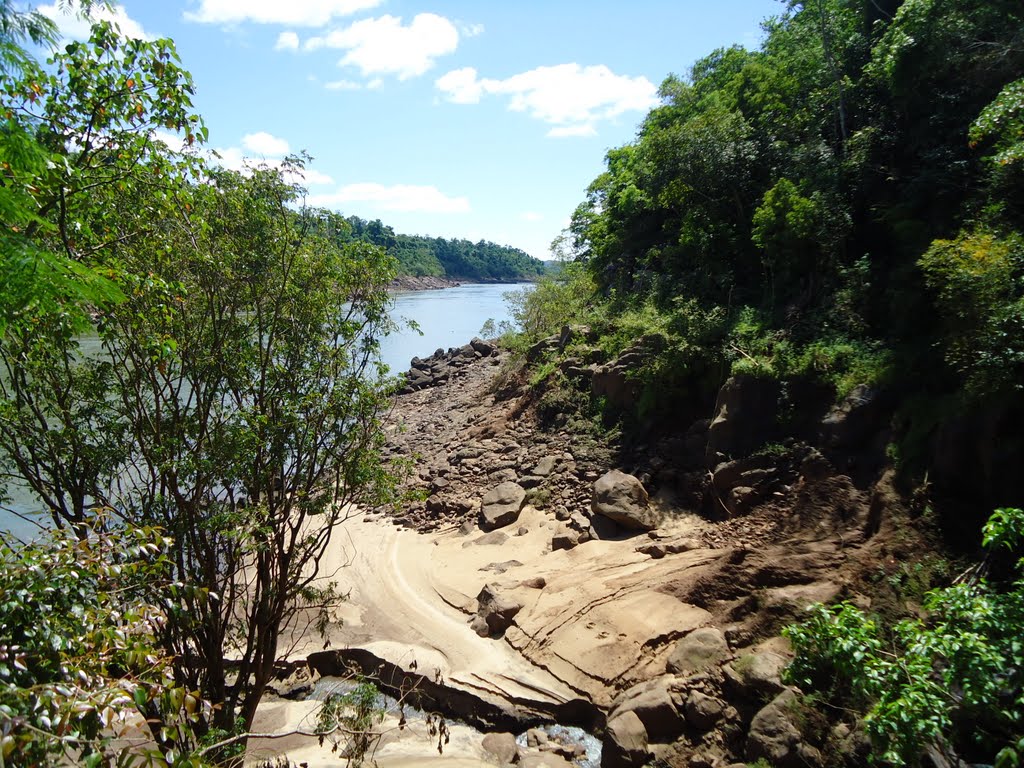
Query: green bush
784 507 1024 766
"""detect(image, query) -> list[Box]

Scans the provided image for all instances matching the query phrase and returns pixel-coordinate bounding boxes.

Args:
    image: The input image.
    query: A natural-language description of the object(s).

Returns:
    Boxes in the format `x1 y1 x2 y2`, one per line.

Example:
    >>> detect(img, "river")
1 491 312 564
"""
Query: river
0 282 530 539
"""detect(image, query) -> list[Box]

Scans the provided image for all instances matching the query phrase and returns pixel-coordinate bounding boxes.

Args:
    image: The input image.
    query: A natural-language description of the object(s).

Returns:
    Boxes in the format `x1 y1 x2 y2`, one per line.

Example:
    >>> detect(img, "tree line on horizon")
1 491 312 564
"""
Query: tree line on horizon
340 215 548 281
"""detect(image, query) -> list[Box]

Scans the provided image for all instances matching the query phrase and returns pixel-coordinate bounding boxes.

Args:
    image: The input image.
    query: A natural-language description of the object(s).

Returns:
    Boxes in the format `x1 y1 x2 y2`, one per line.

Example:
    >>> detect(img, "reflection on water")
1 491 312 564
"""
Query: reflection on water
0 282 529 538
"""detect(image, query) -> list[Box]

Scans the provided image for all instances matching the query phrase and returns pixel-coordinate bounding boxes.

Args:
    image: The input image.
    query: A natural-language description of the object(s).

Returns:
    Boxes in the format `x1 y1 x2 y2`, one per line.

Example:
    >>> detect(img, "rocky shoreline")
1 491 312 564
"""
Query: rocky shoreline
258 335 910 767
388 274 463 292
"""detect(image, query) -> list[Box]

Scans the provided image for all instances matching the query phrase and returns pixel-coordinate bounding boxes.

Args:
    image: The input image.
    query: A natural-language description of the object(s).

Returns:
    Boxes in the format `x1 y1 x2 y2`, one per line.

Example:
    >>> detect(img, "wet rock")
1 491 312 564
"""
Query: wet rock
592 470 656 531
482 731 520 765
480 481 527 530
666 627 730 675
520 754 575 768
526 728 548 748
602 710 651 767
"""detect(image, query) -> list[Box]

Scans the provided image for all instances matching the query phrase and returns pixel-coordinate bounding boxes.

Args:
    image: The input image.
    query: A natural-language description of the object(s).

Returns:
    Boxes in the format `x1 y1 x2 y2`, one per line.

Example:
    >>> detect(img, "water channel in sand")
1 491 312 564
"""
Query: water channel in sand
0 282 531 539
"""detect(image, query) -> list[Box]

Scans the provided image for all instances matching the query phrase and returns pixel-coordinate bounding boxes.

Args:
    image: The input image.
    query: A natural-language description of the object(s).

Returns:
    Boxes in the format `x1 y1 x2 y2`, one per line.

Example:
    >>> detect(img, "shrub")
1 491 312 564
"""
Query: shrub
784 508 1024 766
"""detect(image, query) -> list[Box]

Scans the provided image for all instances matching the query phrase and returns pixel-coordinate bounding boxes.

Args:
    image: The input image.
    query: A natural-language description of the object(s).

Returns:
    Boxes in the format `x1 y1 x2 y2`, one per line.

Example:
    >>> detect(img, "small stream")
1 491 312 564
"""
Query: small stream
309 676 602 767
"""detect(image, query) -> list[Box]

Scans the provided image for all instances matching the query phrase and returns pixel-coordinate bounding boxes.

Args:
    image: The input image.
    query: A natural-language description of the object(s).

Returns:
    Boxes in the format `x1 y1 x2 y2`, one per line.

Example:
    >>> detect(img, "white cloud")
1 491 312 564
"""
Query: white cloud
460 22 484 38
548 123 597 138
184 0 383 26
434 67 483 104
304 13 459 80
275 31 299 50
38 2 153 41
308 183 470 213
435 63 659 136
520 211 544 222
242 131 291 156
324 79 362 91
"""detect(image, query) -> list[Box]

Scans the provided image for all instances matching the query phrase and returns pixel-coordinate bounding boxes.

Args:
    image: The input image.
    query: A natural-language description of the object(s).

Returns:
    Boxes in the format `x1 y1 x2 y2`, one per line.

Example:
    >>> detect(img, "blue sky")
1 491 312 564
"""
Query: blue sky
38 0 783 259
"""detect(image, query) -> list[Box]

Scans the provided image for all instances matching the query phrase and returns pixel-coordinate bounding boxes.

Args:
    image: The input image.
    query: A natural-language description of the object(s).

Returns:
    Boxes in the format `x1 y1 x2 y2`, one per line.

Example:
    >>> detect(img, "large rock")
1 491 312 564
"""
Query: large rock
820 384 889 450
591 470 656 531
610 676 685 741
482 731 520 765
472 583 523 637
601 710 650 768
480 481 527 530
684 691 726 731
746 689 821 767
666 627 730 674
707 375 781 459
724 651 789 701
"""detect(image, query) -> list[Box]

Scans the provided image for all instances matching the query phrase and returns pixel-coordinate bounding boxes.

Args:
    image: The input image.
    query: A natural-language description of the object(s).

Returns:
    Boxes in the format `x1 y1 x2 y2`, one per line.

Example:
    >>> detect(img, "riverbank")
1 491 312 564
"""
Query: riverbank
387 275 540 293
252 337 910 767
388 275 463 292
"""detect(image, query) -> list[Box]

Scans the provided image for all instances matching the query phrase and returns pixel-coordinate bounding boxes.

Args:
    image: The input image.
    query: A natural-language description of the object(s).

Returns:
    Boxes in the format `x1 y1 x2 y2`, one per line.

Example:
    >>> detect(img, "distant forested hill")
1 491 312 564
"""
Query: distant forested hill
339 215 547 281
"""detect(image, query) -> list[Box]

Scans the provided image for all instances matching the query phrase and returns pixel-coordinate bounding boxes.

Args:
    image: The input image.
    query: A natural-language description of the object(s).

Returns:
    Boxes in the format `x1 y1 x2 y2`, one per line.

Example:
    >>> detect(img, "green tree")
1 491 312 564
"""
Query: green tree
0 12 400 758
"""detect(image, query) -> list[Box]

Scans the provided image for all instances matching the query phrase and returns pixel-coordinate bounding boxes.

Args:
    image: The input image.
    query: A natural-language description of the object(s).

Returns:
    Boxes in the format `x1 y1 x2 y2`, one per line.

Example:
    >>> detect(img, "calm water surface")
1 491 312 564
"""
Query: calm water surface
0 282 528 538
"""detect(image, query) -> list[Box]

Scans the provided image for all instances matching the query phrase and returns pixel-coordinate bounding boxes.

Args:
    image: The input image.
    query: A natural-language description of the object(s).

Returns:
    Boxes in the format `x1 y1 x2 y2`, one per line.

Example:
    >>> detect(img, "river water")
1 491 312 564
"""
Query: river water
0 282 530 539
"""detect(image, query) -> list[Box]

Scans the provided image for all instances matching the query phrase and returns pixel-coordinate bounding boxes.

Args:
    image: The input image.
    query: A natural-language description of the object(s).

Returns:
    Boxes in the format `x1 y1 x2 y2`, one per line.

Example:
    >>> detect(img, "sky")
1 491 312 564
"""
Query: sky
36 0 784 260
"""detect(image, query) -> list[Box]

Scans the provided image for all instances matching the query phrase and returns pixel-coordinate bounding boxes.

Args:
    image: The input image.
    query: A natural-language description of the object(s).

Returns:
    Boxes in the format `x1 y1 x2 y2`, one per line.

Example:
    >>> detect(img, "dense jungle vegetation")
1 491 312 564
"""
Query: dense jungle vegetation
520 0 1024 515
504 0 1024 764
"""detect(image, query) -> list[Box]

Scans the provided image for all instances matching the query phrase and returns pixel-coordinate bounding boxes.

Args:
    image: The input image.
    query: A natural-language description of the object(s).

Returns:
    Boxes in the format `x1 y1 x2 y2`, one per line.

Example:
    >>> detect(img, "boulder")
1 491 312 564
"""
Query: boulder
591 470 656 531
820 384 889 450
610 676 685 741
707 375 781 459
482 731 520 765
470 337 495 356
724 651 789 701
480 481 527 531
746 689 821 767
601 710 650 768
666 627 730 675
684 691 725 731
473 583 523 637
